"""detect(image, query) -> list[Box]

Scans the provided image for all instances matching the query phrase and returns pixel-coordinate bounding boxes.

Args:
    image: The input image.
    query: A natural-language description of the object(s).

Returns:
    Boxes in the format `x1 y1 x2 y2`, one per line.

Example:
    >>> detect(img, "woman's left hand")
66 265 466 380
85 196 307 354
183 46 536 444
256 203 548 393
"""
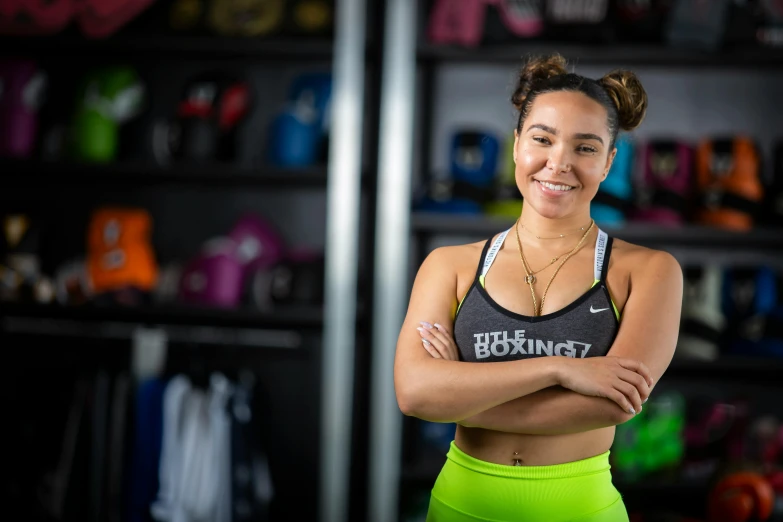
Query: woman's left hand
417 321 459 361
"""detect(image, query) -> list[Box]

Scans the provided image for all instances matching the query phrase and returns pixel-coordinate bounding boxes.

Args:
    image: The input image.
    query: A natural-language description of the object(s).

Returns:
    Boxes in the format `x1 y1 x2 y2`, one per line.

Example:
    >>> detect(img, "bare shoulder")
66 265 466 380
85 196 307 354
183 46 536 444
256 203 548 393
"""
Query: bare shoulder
611 238 683 289
418 239 488 299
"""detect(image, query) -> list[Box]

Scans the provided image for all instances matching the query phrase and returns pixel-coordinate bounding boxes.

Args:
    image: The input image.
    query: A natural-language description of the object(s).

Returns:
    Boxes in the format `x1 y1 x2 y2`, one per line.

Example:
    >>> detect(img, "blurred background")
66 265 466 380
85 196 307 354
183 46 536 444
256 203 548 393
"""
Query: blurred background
0 1 781 522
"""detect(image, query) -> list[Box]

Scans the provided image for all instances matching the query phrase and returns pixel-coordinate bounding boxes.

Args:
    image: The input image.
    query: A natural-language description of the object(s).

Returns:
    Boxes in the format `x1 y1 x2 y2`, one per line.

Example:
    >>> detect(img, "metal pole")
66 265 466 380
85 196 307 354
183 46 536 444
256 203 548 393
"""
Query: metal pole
369 1 417 521
320 0 366 519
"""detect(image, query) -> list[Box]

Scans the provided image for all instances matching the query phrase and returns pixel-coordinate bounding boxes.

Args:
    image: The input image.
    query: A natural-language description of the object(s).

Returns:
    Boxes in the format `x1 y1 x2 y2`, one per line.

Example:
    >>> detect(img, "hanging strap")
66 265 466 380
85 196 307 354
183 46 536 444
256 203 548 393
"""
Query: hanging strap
480 229 510 278
594 229 612 282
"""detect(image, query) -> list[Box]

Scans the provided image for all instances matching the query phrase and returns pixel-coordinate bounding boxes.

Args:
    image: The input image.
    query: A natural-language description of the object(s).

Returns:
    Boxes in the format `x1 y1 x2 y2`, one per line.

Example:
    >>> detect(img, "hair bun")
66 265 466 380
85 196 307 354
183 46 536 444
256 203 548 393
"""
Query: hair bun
512 53 568 112
599 70 648 131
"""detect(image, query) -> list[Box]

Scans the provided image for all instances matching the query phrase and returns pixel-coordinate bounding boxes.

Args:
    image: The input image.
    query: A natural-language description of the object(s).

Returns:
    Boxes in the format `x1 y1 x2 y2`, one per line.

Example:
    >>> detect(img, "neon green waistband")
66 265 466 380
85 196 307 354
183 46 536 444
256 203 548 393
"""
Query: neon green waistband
447 441 612 480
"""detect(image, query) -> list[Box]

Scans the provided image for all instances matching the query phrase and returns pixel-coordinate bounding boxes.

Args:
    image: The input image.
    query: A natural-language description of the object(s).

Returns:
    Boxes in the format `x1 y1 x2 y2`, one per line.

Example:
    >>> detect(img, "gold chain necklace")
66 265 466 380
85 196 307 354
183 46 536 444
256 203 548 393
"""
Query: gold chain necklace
520 221 592 240
514 218 594 317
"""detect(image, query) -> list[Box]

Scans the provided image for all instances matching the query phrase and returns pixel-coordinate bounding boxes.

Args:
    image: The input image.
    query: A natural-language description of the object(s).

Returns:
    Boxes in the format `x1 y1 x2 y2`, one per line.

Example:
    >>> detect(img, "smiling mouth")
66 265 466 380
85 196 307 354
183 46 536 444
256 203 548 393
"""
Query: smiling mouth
535 179 575 192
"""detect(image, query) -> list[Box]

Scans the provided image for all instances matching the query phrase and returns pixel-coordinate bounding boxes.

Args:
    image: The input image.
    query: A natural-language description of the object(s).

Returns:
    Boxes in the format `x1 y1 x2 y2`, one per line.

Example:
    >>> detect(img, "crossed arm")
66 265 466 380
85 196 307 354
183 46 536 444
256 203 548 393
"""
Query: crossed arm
395 245 682 434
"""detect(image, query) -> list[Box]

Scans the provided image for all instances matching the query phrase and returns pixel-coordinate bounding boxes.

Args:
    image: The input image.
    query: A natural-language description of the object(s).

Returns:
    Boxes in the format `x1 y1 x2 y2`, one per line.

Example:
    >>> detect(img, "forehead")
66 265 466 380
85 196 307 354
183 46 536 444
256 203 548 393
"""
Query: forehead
526 91 609 135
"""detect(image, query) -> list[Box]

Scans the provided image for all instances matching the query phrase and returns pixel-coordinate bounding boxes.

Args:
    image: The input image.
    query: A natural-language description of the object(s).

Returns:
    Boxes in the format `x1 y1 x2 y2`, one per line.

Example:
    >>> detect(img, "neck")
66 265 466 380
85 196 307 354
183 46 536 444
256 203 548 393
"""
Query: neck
518 205 593 249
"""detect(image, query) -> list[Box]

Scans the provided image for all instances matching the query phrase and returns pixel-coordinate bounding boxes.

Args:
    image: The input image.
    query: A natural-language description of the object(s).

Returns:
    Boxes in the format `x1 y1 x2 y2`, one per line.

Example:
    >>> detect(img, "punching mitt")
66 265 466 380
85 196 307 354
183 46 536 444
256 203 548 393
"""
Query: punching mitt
592 135 634 227
634 140 693 226
678 265 724 361
71 66 145 163
86 207 158 295
208 0 285 37
0 59 46 158
162 73 252 163
267 73 331 167
695 137 763 231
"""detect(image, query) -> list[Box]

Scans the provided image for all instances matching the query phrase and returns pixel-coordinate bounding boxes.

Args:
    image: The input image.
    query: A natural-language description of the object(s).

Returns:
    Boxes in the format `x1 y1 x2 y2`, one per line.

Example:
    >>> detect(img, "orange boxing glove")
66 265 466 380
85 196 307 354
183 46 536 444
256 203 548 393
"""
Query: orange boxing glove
696 137 763 231
708 471 775 522
87 207 158 293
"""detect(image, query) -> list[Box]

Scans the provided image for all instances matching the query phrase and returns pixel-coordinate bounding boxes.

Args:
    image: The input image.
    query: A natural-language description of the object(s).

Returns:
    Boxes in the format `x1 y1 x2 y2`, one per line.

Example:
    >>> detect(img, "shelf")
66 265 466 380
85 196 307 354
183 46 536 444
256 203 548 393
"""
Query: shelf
3 160 331 189
0 33 334 61
0 302 326 348
411 213 783 250
666 357 783 383
418 42 783 68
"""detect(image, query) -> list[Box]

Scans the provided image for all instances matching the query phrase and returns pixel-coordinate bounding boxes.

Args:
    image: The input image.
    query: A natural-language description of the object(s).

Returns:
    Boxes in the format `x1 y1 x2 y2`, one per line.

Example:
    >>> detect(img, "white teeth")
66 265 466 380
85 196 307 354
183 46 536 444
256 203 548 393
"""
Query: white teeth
538 180 573 192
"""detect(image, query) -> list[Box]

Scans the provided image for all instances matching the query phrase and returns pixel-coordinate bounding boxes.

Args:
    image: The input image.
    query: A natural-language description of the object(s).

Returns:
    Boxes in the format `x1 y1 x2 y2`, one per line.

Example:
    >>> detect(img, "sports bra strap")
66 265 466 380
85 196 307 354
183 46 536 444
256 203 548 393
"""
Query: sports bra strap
480 229 510 278
479 227 613 281
594 229 613 281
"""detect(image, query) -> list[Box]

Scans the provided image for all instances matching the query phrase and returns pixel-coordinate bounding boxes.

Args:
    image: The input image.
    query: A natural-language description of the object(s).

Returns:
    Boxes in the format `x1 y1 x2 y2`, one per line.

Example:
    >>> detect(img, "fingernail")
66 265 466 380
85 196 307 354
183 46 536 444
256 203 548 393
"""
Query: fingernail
416 327 424 333
643 398 648 404
422 339 431 346
420 322 433 329
434 323 443 330
629 407 636 415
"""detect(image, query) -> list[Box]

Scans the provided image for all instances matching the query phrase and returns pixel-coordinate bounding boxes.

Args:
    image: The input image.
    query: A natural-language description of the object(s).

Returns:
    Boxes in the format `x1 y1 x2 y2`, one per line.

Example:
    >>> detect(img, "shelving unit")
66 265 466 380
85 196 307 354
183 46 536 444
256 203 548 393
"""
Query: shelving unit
0 2 376 521
3 160 334 188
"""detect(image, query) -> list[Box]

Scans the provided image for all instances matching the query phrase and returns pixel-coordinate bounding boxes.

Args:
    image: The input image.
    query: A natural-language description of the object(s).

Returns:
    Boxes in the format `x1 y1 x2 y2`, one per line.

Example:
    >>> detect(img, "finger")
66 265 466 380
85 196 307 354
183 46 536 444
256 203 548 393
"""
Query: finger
418 328 450 359
614 381 642 415
617 358 654 387
433 322 451 336
607 389 635 415
425 325 450 346
618 369 650 403
421 339 442 358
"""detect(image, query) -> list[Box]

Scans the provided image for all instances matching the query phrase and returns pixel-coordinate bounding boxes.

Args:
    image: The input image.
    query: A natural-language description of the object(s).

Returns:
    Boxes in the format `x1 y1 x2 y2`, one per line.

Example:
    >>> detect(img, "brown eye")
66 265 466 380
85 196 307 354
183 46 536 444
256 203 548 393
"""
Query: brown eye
533 136 550 145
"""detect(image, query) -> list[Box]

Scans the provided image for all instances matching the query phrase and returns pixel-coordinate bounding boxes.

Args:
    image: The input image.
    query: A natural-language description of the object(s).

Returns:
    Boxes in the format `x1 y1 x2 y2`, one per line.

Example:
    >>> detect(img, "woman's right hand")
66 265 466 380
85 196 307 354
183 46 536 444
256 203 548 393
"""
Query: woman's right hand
556 356 653 415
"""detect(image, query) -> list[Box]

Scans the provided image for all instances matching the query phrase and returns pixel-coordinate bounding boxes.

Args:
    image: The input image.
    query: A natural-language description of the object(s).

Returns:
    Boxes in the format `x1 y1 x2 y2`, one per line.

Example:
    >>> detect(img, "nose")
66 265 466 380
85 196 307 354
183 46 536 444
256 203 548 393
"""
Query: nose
546 146 572 174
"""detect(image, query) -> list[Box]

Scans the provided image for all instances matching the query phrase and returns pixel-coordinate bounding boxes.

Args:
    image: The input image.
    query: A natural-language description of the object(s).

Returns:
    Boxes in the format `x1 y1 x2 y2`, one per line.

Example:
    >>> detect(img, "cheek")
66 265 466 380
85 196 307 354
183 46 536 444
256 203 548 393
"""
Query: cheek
515 146 547 173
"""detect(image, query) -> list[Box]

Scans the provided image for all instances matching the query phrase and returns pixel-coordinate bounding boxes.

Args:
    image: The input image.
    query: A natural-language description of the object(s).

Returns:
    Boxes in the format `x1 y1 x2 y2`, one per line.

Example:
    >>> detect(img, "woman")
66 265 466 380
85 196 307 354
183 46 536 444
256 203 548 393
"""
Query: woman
394 54 683 522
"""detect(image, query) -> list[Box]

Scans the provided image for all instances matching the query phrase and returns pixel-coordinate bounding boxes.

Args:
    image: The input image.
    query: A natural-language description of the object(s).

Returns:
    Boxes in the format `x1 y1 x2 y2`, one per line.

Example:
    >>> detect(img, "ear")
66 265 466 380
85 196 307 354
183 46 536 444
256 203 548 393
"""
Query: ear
513 129 519 163
602 147 617 181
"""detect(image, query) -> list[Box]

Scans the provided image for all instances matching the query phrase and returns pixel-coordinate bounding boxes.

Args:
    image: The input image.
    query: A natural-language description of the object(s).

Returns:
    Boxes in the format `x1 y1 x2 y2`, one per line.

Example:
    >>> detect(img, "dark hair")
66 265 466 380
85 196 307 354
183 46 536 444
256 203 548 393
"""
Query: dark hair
511 53 648 150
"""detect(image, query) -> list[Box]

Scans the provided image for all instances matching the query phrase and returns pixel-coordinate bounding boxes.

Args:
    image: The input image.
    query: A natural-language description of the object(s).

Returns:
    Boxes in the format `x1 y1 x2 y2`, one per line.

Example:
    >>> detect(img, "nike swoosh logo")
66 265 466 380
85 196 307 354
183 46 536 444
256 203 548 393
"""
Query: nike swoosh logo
590 306 610 313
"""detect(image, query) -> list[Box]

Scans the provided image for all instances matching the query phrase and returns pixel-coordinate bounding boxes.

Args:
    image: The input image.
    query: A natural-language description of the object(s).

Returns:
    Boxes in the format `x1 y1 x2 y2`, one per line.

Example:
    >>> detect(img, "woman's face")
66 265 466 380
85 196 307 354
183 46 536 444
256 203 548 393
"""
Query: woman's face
513 90 616 219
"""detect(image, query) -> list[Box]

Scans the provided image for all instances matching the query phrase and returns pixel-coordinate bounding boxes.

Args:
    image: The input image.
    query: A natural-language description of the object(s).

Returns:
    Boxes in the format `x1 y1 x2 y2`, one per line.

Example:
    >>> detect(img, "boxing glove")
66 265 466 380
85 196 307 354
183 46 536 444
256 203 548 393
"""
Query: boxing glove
267 73 331 167
613 0 673 43
285 0 333 36
0 59 46 158
696 137 763 231
593 135 634 227
634 140 693 226
483 0 544 43
179 237 244 309
0 0 74 35
228 214 285 276
71 66 146 163
164 73 252 163
76 0 156 38
665 0 732 51
545 0 614 43
485 133 524 219
427 0 488 47
765 141 783 227
86 207 158 295
208 0 285 37
708 472 775 522
678 265 724 361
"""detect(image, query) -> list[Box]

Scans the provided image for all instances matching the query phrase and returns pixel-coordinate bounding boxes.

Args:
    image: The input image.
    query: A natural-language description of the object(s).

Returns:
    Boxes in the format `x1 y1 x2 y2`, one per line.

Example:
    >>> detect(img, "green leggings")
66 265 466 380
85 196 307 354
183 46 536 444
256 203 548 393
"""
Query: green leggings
427 442 629 522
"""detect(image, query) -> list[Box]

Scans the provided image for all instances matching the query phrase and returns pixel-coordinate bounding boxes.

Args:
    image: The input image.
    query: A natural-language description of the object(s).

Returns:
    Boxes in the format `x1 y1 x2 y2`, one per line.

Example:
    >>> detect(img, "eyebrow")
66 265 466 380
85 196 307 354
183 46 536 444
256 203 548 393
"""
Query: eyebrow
526 123 604 145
